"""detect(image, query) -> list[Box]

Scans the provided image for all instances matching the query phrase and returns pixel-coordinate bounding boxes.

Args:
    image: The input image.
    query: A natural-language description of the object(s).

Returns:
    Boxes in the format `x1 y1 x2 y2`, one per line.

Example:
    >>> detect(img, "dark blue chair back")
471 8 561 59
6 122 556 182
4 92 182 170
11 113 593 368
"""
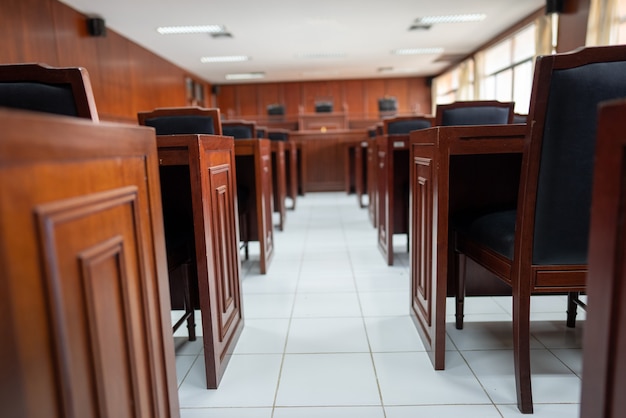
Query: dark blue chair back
386 118 432 135
437 101 514 126
532 57 626 265
268 131 289 141
144 115 216 135
223 125 254 139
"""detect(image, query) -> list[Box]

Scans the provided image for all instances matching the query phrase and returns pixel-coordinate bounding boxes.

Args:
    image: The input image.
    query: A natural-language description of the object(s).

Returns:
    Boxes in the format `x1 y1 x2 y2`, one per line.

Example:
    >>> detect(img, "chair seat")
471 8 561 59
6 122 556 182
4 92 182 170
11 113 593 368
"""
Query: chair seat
458 210 516 259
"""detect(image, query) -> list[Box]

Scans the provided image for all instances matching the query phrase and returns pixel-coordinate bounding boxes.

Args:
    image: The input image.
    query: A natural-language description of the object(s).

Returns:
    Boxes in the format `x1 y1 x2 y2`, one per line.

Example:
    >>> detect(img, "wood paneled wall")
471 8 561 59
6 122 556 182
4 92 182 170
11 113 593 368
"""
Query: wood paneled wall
0 0 208 123
215 77 432 121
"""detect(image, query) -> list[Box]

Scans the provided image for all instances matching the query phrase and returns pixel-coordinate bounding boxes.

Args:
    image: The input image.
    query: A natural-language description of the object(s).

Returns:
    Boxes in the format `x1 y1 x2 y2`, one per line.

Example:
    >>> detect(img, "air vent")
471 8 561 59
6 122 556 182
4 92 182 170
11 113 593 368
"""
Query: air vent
434 54 466 63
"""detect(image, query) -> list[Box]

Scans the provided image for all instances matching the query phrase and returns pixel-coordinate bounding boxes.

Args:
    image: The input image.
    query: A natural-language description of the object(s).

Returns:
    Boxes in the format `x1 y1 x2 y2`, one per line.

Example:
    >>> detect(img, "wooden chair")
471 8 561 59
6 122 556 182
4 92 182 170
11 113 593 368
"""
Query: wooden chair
138 106 221 135
269 129 297 210
454 45 626 413
222 120 256 139
435 100 514 126
138 106 224 342
581 98 626 418
0 62 98 121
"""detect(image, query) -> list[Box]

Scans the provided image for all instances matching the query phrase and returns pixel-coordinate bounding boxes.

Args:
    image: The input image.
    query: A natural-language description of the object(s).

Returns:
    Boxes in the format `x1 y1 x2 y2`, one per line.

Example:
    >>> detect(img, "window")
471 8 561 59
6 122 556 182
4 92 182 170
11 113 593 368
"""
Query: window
479 24 535 114
617 0 626 44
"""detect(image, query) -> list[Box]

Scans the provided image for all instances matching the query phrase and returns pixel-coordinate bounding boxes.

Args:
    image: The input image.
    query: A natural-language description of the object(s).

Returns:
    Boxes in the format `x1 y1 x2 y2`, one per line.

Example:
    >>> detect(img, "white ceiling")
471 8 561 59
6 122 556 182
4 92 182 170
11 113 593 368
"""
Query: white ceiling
59 0 544 84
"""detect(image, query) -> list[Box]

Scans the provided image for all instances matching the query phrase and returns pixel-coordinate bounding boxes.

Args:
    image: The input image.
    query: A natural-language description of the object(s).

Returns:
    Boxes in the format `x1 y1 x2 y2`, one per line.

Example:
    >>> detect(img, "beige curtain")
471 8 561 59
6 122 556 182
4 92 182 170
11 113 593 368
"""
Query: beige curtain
586 0 619 45
430 77 438 115
473 51 486 99
457 59 474 101
535 13 555 55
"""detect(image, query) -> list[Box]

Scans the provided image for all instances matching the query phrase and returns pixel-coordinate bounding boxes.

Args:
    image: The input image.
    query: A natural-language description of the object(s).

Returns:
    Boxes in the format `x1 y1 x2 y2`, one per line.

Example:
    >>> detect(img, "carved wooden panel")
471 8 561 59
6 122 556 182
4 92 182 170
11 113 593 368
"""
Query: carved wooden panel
411 158 434 330
0 109 179 418
204 156 243 385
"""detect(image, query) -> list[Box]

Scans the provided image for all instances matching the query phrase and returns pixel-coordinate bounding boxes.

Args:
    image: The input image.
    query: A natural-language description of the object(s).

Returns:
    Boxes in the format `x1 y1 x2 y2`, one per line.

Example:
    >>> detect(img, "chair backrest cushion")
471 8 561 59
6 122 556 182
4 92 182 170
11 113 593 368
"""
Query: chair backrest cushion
268 131 288 141
387 119 432 135
533 60 626 264
144 115 216 135
440 106 511 126
0 82 78 117
223 125 253 139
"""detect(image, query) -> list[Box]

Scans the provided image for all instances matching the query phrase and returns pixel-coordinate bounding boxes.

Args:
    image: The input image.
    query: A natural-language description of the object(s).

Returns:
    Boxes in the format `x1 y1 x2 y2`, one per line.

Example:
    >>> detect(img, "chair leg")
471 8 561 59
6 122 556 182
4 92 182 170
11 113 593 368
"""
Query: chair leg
182 261 196 341
566 291 579 328
512 284 533 414
455 253 467 330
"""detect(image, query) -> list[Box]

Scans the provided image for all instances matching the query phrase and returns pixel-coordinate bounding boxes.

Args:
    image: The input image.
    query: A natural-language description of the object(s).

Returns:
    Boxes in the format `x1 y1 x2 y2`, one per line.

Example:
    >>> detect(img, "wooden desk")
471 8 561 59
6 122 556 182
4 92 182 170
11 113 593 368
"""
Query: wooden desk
298 112 348 131
235 139 274 274
409 124 525 369
285 140 298 209
344 137 368 208
270 140 287 230
156 134 244 389
0 109 179 417
290 130 367 192
377 133 411 265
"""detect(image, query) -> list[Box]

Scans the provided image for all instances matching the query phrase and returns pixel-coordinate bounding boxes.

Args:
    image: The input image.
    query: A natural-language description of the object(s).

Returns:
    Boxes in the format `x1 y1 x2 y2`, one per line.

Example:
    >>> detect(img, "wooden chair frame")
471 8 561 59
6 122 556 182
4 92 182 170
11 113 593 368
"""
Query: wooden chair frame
454 45 626 413
0 62 98 121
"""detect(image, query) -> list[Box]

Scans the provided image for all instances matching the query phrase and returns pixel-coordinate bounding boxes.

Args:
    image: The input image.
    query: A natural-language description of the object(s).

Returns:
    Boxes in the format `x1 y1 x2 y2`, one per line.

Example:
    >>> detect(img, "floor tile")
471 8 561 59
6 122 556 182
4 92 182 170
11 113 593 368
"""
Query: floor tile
497 403 580 417
385 405 503 418
178 354 282 407
462 349 582 405
292 292 361 317
286 317 369 353
233 318 290 354
359 291 410 316
275 353 381 406
180 407 273 418
273 406 385 418
242 293 295 318
363 316 425 352
373 351 492 405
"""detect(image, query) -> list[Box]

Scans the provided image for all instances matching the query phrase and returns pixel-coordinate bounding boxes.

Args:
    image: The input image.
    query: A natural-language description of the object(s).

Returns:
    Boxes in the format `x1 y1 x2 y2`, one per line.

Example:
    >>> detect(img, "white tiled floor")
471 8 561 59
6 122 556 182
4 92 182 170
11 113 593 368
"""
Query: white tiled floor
174 192 583 417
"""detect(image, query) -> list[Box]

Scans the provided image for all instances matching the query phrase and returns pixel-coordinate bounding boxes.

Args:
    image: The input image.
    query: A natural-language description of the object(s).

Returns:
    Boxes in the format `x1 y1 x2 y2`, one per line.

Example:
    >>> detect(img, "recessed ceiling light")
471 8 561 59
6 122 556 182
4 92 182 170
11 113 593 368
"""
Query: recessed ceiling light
416 14 486 24
157 25 226 34
225 72 265 80
201 55 250 63
392 48 444 55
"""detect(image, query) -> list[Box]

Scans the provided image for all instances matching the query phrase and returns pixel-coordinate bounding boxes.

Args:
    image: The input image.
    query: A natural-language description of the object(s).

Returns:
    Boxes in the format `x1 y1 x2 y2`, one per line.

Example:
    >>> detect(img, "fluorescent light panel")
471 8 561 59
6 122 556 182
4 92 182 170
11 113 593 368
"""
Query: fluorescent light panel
225 72 265 80
393 48 444 55
157 24 226 34
418 14 486 24
201 55 249 63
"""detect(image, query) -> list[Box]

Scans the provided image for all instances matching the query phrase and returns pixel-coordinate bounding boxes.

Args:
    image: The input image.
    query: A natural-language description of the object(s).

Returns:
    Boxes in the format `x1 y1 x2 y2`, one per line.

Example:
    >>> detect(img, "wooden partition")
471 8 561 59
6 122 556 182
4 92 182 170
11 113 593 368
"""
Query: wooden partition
156 134 244 389
0 109 179 417
290 130 368 193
